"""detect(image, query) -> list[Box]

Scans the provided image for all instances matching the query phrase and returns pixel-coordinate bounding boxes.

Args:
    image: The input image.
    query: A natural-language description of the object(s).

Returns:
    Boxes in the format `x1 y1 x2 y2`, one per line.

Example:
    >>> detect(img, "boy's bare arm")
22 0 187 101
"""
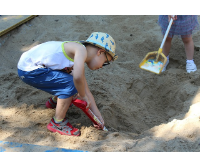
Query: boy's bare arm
72 44 88 100
84 76 104 126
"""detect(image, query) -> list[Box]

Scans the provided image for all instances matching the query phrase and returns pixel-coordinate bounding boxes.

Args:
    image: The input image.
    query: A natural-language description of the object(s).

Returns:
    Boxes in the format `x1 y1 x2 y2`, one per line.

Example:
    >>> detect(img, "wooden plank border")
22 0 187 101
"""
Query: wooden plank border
0 15 37 37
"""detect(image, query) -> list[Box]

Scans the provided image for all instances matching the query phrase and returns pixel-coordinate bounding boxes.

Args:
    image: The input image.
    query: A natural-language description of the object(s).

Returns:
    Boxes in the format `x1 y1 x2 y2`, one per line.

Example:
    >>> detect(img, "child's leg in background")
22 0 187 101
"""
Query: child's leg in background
163 36 173 57
181 36 194 60
182 35 197 73
162 36 172 72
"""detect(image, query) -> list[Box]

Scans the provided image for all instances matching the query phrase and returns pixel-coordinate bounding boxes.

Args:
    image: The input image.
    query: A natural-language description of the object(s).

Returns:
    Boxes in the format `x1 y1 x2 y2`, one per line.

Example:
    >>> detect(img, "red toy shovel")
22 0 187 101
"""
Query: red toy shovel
72 99 108 131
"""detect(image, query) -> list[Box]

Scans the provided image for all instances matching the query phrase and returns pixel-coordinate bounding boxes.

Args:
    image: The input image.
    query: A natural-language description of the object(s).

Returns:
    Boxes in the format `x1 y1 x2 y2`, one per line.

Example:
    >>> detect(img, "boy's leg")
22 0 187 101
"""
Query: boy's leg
18 68 80 136
46 95 75 109
55 96 73 120
47 96 80 136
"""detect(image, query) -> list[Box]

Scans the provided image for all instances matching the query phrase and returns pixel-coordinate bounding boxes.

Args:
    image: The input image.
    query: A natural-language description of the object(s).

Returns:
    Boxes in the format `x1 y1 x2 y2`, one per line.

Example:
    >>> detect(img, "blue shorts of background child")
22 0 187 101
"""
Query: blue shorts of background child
158 15 200 73
17 32 118 136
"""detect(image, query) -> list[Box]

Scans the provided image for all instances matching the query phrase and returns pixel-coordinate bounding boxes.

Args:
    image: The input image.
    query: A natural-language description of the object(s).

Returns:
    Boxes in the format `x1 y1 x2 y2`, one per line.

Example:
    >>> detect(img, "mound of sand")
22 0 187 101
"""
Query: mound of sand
0 15 200 152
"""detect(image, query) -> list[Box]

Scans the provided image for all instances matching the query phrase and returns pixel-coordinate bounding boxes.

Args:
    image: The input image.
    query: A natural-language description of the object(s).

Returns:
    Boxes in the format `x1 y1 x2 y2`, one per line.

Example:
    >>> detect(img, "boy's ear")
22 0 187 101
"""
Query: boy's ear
97 49 104 56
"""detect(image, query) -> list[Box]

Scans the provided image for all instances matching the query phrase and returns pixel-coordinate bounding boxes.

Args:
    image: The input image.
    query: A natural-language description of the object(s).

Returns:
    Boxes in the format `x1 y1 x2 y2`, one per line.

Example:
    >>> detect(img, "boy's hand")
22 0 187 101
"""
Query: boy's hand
79 94 91 109
93 115 105 130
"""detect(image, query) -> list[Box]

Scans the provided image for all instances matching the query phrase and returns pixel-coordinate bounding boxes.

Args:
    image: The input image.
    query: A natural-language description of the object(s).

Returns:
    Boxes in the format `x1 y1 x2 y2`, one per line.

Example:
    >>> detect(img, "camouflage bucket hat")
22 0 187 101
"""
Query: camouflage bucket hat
83 32 118 61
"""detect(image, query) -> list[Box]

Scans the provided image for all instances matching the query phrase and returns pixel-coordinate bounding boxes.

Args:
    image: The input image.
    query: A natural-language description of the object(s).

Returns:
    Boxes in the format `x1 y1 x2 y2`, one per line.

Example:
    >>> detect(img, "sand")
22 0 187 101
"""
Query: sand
0 15 200 152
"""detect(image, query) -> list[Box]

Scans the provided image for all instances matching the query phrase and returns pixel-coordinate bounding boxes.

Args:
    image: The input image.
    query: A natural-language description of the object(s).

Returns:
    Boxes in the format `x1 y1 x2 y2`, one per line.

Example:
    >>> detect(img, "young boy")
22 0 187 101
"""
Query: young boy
17 32 117 136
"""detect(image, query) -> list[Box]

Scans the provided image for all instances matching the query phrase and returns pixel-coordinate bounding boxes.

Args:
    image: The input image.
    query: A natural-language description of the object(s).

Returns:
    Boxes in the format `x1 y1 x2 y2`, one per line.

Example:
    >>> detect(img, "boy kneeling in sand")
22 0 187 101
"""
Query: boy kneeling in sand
17 32 117 136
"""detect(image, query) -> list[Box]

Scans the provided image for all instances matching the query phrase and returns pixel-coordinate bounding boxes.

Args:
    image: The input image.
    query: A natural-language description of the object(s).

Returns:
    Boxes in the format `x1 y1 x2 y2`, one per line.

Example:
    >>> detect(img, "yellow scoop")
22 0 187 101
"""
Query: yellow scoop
139 16 174 74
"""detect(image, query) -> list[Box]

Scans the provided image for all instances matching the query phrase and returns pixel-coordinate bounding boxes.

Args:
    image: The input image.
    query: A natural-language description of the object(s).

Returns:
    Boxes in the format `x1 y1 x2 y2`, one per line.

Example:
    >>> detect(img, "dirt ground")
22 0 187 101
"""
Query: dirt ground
0 15 200 152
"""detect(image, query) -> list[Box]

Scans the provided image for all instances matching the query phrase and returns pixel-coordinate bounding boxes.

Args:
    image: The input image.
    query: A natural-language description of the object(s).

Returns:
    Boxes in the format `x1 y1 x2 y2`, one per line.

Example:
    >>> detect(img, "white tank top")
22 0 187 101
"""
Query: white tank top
17 41 84 72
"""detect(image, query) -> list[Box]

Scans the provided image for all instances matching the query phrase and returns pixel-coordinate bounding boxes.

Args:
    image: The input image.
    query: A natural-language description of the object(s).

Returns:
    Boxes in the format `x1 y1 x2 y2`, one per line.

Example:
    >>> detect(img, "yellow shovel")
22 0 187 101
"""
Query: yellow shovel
139 16 174 74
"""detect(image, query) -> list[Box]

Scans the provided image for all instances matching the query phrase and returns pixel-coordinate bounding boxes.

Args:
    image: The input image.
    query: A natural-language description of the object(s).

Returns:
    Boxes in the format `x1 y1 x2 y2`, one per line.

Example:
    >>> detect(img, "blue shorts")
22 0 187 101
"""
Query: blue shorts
18 68 77 99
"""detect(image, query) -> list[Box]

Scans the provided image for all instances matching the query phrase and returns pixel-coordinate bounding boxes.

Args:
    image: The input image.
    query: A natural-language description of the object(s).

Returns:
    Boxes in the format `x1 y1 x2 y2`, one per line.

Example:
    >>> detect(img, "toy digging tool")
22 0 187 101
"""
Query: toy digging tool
72 99 108 131
139 16 174 74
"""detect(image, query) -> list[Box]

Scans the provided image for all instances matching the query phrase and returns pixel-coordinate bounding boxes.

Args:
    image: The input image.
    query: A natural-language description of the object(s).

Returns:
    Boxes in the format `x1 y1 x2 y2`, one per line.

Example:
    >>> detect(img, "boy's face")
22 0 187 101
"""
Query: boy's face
87 49 113 70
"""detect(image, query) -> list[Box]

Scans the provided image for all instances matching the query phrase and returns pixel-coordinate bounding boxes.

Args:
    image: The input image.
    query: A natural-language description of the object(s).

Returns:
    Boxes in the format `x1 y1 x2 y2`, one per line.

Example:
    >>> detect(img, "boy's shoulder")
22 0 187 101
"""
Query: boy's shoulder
63 41 87 57
64 41 86 48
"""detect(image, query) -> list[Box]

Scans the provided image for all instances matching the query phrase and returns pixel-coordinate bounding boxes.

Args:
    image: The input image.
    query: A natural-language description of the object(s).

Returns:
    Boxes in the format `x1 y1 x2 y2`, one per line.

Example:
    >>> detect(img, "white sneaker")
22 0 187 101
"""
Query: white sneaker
186 62 197 73
162 58 169 72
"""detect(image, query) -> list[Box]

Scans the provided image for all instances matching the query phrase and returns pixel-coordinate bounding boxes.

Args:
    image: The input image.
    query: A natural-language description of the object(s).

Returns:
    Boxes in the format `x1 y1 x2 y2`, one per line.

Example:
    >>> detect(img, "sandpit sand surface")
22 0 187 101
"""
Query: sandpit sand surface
0 15 200 152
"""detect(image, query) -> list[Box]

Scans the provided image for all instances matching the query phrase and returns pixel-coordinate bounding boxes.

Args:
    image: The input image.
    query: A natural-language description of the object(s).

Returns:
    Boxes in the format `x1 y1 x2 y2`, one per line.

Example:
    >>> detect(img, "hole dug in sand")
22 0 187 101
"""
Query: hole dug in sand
87 65 200 137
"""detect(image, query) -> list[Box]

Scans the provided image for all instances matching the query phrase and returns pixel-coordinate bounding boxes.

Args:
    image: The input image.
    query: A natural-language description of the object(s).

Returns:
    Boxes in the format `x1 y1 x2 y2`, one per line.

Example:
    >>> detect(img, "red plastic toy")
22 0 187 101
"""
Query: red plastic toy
72 99 108 131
